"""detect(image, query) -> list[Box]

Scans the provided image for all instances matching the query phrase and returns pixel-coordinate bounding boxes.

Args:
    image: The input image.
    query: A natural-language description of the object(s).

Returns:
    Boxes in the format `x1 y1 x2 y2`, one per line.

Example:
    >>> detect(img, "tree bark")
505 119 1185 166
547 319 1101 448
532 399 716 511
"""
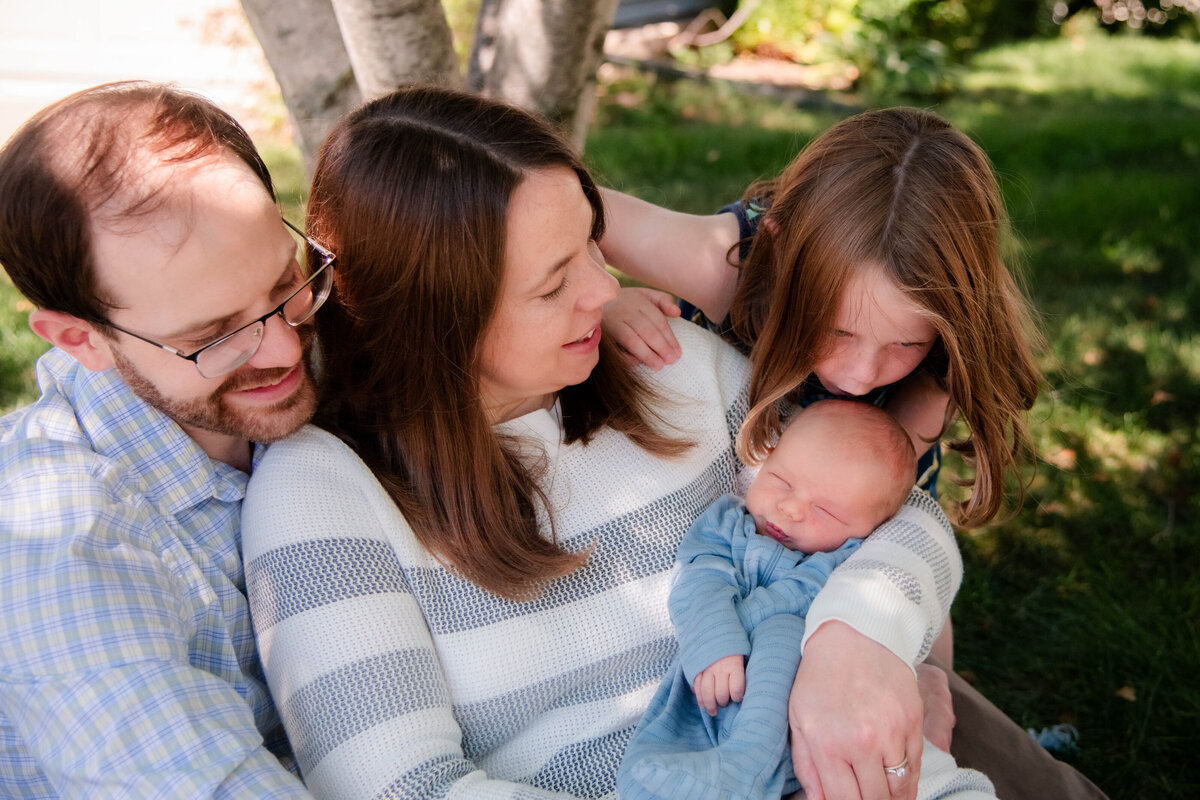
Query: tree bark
469 0 619 150
240 0 361 172
330 0 461 100
242 0 616 161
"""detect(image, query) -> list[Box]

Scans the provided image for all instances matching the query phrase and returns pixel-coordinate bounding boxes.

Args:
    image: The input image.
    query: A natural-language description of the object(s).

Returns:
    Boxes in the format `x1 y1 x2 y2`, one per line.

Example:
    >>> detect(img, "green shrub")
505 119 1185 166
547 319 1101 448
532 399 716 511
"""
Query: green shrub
729 0 1005 98
723 0 1196 99
733 0 859 62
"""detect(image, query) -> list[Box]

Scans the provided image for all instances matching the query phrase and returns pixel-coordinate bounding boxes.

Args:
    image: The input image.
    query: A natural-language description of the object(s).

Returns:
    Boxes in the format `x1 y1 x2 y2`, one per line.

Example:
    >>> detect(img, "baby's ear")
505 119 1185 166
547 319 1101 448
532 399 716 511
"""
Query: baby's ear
29 309 116 372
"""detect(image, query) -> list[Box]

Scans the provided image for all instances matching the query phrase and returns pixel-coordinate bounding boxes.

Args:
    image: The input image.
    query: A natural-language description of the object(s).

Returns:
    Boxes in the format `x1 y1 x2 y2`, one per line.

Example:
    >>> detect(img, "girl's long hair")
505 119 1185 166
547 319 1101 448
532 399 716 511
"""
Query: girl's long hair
308 86 688 600
731 107 1042 528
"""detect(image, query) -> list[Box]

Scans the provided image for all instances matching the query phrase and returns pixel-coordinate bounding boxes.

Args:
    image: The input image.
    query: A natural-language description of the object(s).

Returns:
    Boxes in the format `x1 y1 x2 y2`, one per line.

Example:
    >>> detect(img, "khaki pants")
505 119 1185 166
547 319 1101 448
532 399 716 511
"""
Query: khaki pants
926 656 1109 800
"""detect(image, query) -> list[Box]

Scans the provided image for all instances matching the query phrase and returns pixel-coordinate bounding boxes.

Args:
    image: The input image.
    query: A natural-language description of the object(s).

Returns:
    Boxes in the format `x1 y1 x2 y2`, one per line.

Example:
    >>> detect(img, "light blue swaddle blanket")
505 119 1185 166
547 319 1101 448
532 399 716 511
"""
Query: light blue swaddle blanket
618 494 861 800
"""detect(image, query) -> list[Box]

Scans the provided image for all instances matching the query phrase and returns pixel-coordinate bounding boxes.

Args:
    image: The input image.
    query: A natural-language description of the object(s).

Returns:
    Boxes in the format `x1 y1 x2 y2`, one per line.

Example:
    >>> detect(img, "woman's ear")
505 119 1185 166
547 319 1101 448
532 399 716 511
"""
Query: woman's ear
762 216 779 237
28 309 116 372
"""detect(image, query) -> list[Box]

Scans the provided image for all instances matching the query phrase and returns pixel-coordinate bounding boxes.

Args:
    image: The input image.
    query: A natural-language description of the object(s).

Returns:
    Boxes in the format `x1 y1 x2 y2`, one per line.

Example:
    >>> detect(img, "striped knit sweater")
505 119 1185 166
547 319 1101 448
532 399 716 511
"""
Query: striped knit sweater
242 320 961 799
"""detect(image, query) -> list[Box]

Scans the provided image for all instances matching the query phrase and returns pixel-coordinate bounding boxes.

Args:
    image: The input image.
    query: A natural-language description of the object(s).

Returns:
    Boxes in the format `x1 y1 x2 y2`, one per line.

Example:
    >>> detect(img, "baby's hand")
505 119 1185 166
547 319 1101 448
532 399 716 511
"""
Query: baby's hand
602 287 682 370
693 654 746 716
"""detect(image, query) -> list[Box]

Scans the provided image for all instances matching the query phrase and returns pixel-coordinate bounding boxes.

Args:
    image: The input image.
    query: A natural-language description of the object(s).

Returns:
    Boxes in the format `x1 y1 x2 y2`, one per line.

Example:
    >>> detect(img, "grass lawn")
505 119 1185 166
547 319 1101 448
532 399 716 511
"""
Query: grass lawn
588 33 1200 799
2 30 1197 800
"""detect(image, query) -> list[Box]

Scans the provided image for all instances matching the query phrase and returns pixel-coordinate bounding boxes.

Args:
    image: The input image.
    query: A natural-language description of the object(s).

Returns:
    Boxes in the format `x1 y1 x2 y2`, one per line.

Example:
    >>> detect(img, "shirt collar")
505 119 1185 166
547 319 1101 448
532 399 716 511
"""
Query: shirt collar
41 348 261 511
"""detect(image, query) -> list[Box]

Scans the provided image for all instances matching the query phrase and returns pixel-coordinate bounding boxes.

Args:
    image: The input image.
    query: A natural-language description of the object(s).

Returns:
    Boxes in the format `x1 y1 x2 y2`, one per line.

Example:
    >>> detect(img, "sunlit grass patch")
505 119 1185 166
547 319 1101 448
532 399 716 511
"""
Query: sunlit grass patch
0 277 47 413
962 35 1200 106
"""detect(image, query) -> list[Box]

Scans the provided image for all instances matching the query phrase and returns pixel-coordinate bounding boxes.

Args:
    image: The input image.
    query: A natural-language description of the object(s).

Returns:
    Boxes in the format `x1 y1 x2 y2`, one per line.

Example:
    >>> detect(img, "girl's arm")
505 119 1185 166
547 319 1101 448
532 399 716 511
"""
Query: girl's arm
598 188 742 322
885 370 951 455
243 428 586 800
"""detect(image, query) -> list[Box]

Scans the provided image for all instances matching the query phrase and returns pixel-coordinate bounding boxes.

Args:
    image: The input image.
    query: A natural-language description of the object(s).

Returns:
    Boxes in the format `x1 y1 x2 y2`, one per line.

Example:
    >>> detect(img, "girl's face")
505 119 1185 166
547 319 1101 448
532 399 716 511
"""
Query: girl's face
479 167 620 423
812 267 937 397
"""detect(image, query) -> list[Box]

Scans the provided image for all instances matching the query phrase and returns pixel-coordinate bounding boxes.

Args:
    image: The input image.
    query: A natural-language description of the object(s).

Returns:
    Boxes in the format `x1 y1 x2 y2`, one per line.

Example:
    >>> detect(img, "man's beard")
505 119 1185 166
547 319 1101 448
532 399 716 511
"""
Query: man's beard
111 338 317 445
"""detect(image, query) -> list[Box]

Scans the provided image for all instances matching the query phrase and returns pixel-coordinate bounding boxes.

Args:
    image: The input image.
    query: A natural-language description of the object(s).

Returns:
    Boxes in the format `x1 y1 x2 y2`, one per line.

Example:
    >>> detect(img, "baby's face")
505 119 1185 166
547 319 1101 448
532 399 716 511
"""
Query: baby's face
743 415 894 553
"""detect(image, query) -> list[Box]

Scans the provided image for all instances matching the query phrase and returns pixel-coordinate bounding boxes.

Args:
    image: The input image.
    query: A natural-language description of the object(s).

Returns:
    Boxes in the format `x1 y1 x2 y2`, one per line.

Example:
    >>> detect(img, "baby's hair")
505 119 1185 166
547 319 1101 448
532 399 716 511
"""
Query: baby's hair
787 400 916 521
731 107 1042 528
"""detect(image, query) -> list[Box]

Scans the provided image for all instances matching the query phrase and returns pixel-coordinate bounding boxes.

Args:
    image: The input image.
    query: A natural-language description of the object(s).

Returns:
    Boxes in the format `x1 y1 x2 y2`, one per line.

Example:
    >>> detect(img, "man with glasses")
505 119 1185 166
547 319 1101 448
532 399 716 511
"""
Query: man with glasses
0 82 326 797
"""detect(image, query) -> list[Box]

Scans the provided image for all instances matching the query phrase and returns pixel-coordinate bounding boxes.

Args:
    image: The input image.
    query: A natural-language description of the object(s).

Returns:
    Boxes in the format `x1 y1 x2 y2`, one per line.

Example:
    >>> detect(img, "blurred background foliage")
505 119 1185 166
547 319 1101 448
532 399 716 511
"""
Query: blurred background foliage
675 0 1200 97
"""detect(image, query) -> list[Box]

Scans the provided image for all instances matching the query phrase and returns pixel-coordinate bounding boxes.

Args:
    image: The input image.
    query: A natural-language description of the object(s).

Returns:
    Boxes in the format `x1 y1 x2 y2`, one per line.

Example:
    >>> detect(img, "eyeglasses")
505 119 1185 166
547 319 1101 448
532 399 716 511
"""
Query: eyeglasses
106 217 336 379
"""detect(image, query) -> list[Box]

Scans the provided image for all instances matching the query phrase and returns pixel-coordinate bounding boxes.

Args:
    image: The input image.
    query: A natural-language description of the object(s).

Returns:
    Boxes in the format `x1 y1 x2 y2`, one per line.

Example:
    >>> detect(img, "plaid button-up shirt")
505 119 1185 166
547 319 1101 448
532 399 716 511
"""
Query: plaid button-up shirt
1 348 309 798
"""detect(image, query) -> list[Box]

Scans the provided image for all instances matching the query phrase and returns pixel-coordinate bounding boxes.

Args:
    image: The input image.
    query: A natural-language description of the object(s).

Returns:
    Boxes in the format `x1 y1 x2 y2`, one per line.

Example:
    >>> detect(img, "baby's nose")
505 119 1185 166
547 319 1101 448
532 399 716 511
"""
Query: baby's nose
779 497 805 521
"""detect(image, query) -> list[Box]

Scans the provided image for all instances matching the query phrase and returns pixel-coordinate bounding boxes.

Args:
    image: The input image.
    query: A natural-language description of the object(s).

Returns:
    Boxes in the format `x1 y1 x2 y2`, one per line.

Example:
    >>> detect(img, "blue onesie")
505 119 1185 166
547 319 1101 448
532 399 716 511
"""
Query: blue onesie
617 493 861 800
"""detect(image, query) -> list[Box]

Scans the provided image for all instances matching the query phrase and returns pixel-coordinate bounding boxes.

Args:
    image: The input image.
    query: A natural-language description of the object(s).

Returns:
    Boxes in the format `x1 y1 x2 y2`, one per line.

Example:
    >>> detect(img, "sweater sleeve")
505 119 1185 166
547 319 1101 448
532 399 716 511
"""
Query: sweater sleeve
242 427 583 800
799 488 961 671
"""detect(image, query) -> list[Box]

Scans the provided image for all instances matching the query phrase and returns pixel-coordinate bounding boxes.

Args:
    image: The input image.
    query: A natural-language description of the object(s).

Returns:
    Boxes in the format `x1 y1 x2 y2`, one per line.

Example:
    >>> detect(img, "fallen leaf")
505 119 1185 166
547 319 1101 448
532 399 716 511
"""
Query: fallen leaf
1150 390 1173 406
1046 448 1076 469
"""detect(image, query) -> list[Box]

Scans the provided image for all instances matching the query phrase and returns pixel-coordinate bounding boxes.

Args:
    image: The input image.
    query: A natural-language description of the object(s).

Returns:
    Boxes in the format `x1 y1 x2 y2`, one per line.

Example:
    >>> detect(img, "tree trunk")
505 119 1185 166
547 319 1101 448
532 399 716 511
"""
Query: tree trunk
469 0 619 150
240 0 361 172
330 0 461 100
242 0 617 161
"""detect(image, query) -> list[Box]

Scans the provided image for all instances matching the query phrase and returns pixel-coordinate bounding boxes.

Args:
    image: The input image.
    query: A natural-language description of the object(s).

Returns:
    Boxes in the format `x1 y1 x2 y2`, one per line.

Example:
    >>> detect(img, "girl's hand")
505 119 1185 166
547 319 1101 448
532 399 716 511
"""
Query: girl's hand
602 287 682 370
915 661 955 753
693 654 746 716
789 622 923 800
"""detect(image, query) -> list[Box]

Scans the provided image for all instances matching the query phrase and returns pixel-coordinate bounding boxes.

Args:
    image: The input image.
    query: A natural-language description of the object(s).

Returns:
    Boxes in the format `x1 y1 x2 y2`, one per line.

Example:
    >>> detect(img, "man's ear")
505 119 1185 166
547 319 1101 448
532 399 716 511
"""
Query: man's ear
28 309 116 372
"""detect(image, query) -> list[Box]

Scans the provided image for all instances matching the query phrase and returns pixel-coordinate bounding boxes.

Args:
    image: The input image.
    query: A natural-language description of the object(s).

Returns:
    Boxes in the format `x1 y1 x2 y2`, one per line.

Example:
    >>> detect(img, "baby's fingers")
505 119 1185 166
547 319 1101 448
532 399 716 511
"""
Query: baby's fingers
694 671 719 716
729 664 746 704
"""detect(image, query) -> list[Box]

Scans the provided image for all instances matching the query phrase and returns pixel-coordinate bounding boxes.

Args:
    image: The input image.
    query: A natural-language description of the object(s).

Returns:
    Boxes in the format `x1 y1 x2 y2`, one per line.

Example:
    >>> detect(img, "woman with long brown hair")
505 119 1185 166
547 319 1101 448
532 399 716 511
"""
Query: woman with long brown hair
242 87 966 800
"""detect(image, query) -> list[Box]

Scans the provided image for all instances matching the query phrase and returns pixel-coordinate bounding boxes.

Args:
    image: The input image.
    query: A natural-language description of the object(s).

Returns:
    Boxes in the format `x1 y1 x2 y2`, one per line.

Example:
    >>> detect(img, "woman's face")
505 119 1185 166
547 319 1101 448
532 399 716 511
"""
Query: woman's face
479 167 620 423
812 267 937 397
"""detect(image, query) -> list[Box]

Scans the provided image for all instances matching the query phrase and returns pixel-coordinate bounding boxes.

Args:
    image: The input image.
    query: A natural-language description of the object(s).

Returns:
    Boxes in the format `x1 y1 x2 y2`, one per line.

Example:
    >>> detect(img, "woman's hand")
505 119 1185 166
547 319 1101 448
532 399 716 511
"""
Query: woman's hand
789 621 923 800
693 654 746 717
602 287 682 369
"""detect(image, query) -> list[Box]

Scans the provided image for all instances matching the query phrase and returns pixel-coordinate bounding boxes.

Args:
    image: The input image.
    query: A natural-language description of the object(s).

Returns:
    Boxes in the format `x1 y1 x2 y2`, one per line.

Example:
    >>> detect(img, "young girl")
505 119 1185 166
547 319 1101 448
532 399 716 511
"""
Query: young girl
599 106 1042 530
601 109 1108 800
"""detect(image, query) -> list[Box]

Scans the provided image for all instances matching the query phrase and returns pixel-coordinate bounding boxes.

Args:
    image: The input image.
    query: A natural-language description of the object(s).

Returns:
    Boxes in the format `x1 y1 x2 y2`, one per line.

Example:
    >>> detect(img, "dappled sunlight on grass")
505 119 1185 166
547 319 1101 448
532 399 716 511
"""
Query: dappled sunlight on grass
961 35 1200 105
1080 425 1165 475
